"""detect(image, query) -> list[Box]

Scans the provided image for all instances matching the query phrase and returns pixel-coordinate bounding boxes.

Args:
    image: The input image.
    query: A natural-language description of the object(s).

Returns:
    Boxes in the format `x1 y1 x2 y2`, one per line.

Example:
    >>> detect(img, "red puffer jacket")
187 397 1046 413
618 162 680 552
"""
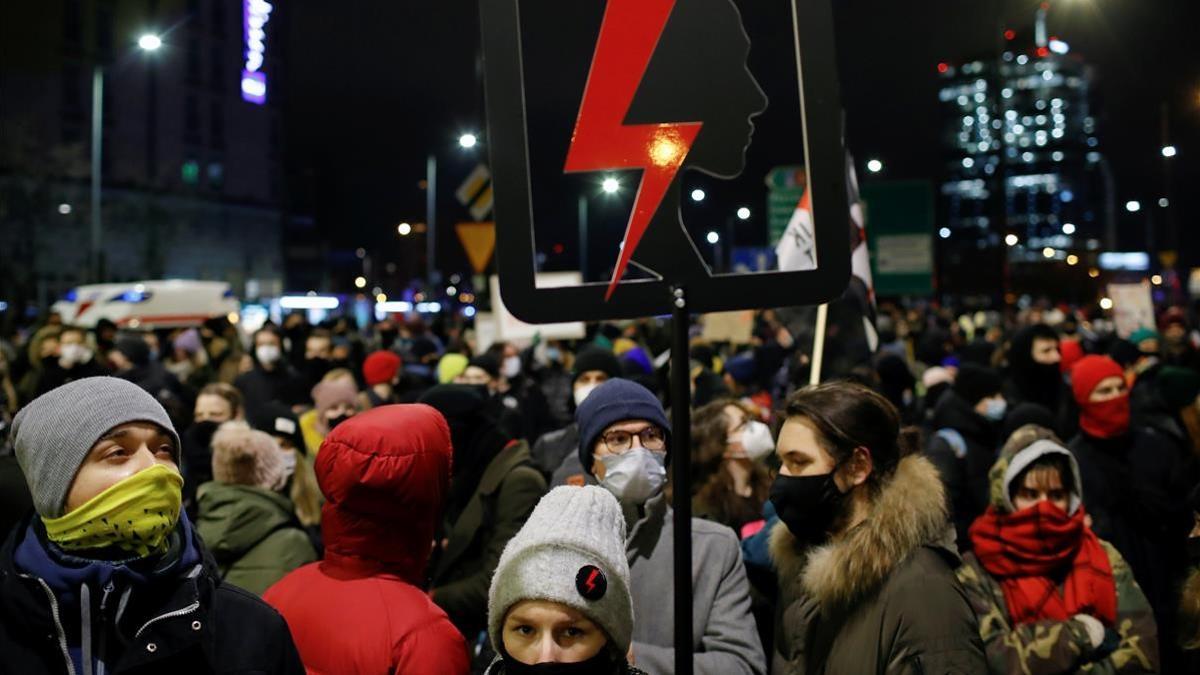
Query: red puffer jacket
264 404 469 675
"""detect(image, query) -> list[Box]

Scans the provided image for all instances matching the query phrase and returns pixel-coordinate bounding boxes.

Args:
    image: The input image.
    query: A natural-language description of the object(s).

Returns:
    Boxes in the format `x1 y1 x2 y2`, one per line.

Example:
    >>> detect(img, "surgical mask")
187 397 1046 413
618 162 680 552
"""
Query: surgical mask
503 355 522 379
59 343 93 368
256 344 282 366
545 347 563 364
730 420 775 460
599 447 666 505
574 383 599 407
276 450 297 491
769 469 848 547
983 397 1008 422
42 464 183 558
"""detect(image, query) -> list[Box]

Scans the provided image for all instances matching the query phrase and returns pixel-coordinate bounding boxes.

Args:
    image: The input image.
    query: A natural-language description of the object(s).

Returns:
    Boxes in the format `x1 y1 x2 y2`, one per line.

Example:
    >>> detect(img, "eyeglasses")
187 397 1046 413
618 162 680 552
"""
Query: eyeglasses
601 426 666 453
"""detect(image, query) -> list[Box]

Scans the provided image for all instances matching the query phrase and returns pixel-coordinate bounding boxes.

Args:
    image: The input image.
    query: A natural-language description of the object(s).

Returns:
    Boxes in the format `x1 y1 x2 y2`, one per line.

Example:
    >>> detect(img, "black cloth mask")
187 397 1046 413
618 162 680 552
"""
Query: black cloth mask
769 470 848 547
501 650 617 675
327 414 352 431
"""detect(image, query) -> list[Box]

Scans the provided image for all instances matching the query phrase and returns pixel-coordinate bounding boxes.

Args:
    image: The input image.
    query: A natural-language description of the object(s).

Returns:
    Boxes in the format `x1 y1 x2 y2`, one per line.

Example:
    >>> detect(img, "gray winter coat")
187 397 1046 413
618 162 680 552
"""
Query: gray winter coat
626 491 767 675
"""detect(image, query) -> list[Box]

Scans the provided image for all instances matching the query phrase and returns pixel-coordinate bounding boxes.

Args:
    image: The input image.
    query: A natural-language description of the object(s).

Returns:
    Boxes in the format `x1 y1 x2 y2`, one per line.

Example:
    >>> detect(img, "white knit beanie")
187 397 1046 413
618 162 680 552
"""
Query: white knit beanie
210 422 286 491
488 485 632 656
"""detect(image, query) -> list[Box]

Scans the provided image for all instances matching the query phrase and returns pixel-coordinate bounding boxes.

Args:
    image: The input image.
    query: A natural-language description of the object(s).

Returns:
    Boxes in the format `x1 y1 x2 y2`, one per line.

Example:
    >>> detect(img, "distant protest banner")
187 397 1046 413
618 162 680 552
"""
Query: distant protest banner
1108 281 1155 339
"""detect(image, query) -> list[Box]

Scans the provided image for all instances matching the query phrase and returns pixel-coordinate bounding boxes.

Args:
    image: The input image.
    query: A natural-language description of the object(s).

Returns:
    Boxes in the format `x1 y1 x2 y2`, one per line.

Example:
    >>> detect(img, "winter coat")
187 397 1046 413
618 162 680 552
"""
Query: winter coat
0 454 32 544
233 367 306 421
1181 565 1200 673
34 359 110 398
194 483 316 596
925 390 999 552
955 437 1158 673
530 422 579 479
263 404 469 675
431 440 547 641
623 492 767 675
0 515 304 675
770 455 987 674
1068 430 1190 623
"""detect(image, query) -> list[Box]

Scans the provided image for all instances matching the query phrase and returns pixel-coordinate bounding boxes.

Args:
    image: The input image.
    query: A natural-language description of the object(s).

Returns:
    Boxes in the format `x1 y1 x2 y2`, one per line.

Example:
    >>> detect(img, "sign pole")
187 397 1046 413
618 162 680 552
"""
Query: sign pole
809 302 829 385
669 285 694 675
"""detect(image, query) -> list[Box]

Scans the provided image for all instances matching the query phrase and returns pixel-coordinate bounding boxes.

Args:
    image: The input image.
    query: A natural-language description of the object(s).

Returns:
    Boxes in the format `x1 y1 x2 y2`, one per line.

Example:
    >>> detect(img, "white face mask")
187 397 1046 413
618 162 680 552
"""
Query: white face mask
983 397 1008 422
502 355 522 379
730 420 775 460
599 447 666 505
59 343 93 368
256 344 282 366
574 383 599 407
275 449 297 491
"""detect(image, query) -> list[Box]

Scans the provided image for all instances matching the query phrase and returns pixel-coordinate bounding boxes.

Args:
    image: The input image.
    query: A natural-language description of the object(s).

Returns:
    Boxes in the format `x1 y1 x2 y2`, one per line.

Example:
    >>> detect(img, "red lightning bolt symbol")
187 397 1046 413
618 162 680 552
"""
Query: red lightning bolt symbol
565 0 702 300
585 568 600 593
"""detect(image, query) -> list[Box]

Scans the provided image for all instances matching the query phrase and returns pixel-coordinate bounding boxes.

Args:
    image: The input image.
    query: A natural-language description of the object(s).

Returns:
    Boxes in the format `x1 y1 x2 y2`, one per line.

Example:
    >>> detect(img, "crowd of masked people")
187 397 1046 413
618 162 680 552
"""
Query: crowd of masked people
1 301 1200 674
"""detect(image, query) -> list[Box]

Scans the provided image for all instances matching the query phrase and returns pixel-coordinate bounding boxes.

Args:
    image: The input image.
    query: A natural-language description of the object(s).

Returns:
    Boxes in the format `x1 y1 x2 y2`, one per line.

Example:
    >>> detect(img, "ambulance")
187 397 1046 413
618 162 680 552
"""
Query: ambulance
53 280 240 329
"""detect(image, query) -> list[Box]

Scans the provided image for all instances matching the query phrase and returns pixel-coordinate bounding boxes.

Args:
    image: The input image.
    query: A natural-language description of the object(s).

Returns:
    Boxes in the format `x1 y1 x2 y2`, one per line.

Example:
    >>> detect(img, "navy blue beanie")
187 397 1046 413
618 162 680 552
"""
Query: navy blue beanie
575 378 670 475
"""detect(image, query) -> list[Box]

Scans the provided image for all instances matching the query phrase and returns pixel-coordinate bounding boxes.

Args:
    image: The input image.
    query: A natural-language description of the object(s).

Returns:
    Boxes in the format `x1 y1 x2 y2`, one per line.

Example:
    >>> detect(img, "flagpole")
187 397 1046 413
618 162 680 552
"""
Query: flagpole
809 302 828 385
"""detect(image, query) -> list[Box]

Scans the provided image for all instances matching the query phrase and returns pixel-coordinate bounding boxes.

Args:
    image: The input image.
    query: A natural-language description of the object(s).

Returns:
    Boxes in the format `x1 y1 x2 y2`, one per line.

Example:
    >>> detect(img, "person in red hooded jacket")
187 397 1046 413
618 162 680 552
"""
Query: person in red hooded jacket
1068 354 1191 666
263 404 470 674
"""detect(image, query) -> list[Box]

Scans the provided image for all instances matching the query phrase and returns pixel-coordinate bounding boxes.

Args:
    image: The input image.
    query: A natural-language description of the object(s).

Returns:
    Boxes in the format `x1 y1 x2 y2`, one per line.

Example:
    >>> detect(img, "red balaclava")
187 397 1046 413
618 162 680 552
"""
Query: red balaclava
1059 339 1085 375
1071 355 1129 439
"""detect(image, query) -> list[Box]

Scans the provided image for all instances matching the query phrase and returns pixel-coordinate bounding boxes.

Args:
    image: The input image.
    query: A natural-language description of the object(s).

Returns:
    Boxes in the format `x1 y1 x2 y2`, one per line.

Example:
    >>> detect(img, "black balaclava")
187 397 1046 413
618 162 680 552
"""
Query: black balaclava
1006 324 1062 411
419 384 512 521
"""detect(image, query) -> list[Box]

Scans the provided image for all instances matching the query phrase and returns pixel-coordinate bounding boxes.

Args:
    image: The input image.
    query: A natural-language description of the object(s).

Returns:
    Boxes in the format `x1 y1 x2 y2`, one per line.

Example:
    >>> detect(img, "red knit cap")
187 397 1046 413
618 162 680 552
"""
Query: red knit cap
1070 355 1124 404
1059 339 1085 374
363 350 403 386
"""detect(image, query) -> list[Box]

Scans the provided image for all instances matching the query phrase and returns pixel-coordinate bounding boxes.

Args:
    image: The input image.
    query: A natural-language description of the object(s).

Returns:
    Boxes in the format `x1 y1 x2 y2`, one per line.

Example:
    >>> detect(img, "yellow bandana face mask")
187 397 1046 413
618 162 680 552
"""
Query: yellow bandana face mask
42 464 183 558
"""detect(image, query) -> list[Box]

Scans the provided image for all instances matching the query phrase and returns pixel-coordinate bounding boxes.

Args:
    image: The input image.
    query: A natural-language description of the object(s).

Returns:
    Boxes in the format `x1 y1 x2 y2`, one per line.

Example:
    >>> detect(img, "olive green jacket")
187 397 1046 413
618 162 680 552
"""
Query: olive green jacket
195 482 317 595
770 455 987 674
432 440 547 639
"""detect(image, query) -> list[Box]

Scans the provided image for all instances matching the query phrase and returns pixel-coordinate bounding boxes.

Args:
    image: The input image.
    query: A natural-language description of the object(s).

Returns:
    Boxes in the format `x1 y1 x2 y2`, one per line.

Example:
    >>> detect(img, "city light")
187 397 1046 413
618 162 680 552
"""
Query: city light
1099 297 1113 311
1088 268 1100 278
1162 145 1177 158
1151 275 1164 286
1066 254 1079 266
866 159 883 174
446 286 457 296
691 189 706 202
458 133 478 149
1042 247 1056 259
1062 223 1076 235
1005 234 1019 247
354 276 367 289
279 295 339 310
1159 198 1170 208
137 34 163 51
397 222 412 236
376 301 413 313
706 231 720 244
1125 201 1141 213
736 207 751 221
939 227 951 239
601 177 620 194
57 203 72 215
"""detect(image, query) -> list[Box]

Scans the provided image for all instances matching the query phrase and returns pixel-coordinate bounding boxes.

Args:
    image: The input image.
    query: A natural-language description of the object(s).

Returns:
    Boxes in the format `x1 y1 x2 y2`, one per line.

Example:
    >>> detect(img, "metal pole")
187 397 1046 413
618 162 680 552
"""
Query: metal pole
426 154 438 284
669 285 693 675
578 194 589 282
810 303 829 385
90 65 103 282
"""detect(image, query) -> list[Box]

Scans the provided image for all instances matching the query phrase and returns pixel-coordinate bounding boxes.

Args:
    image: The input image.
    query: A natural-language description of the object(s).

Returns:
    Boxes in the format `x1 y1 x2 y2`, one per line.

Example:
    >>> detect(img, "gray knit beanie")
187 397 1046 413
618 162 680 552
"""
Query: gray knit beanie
11 376 181 518
488 485 633 656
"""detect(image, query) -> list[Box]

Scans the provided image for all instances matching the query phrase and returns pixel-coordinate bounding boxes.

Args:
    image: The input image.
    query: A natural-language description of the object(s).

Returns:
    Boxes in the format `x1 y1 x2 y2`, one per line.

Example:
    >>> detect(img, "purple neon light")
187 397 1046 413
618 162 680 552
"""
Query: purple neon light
242 0 273 105
241 71 267 104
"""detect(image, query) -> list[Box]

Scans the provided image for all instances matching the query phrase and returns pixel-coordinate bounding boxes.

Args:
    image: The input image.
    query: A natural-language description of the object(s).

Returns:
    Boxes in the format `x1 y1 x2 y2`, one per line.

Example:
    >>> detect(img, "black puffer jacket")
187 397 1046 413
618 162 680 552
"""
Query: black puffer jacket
0 517 304 675
925 390 998 552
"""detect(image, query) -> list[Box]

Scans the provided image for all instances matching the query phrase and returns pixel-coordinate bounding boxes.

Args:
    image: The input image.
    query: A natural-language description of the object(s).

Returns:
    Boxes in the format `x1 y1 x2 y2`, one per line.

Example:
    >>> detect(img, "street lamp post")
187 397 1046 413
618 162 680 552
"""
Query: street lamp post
90 33 162 282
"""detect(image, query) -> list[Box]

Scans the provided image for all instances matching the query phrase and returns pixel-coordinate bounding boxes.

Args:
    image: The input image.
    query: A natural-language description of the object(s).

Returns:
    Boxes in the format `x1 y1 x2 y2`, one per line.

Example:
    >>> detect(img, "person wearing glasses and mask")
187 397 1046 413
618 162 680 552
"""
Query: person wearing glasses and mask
576 379 766 675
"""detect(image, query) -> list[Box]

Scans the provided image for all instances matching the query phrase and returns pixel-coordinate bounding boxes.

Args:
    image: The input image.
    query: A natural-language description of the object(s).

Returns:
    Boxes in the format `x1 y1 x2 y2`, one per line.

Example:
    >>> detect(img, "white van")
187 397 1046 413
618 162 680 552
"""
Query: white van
53 280 240 329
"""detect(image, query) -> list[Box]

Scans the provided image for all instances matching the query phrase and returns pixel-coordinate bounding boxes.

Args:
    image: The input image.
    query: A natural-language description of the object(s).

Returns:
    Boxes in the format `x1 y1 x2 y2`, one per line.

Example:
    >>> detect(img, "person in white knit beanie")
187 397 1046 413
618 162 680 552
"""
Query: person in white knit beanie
486 485 645 675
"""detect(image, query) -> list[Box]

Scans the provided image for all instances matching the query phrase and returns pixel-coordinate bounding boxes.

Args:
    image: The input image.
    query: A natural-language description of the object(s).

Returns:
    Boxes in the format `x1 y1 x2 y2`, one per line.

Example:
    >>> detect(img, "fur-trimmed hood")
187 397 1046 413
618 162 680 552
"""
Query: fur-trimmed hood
770 454 952 611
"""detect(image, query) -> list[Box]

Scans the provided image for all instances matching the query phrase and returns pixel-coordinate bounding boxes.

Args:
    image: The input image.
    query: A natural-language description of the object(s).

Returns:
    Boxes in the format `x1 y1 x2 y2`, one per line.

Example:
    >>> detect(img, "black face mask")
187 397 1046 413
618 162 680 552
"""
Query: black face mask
769 470 848 547
327 414 352 431
502 649 617 675
1187 536 1200 566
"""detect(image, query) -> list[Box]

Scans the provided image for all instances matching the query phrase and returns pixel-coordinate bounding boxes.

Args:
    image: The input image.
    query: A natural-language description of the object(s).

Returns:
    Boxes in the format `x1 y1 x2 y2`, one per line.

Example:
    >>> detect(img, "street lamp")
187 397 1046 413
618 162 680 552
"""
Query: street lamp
354 276 367 289
1161 145 1177 158
458 133 478 149
1062 223 1076 235
1005 234 1019 247
91 32 163 282
866 159 883 174
736 207 751 221
690 188 706 203
397 222 412 236
1125 200 1141 213
602 177 621 194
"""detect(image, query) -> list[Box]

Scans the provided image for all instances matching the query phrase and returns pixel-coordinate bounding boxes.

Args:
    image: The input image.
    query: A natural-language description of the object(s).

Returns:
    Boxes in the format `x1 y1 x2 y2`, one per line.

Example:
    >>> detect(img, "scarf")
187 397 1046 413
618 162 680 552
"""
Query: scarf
970 501 1116 626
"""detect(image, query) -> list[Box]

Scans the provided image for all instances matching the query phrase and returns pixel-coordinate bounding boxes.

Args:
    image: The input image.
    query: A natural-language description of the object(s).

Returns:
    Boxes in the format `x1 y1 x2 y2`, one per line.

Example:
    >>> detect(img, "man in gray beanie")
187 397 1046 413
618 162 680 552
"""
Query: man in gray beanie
574 378 766 675
487 485 643 674
0 376 304 674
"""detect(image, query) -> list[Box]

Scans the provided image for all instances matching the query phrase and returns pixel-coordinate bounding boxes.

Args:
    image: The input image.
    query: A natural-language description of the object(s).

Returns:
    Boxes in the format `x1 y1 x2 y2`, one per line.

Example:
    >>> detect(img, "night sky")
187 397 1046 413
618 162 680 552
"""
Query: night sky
282 0 1200 281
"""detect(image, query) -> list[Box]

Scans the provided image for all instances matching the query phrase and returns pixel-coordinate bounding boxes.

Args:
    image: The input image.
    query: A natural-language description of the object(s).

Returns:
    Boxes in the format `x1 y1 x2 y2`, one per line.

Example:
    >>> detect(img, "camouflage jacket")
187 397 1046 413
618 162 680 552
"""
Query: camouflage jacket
957 541 1158 674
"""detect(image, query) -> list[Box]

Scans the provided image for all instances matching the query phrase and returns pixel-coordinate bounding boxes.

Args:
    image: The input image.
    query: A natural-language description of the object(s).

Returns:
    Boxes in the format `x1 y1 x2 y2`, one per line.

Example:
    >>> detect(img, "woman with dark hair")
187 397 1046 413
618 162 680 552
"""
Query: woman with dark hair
769 381 985 674
690 399 774 535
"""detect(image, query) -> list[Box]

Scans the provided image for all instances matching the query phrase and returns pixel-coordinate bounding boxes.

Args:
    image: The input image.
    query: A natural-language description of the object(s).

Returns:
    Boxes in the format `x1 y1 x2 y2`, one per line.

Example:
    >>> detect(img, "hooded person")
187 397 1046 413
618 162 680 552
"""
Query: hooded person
533 345 623 482
195 423 317 596
576 378 766 675
263 404 470 675
1068 354 1189 639
956 425 1159 673
926 363 1006 551
1004 324 1066 420
298 377 359 456
484 486 645 675
420 384 548 644
768 381 985 674
438 352 470 384
0 377 304 674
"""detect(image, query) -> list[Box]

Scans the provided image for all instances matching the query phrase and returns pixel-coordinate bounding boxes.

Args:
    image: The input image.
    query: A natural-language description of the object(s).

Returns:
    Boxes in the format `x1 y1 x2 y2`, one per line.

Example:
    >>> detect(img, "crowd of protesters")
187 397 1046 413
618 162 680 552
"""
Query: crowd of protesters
1 299 1200 673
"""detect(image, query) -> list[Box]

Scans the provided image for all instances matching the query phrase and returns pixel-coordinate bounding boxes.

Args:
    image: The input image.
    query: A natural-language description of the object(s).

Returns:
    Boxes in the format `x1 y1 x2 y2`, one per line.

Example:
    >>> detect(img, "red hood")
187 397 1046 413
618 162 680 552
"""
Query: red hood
314 404 452 584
